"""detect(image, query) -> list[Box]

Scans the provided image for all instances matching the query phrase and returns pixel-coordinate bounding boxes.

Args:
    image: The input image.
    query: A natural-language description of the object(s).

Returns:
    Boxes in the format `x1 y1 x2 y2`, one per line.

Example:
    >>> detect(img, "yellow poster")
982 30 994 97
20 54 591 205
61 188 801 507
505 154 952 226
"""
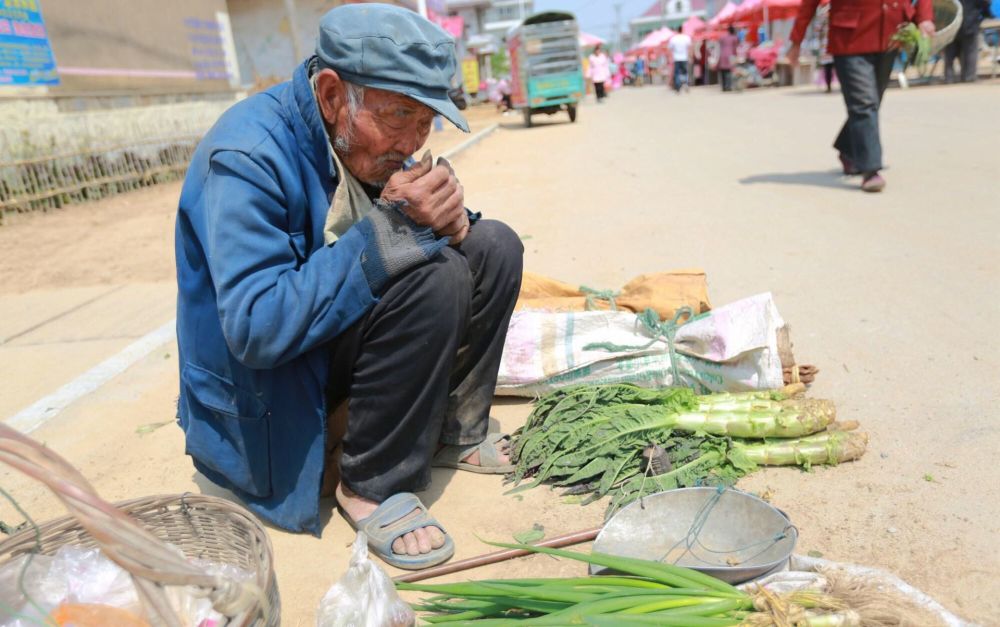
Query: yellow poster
461 57 480 96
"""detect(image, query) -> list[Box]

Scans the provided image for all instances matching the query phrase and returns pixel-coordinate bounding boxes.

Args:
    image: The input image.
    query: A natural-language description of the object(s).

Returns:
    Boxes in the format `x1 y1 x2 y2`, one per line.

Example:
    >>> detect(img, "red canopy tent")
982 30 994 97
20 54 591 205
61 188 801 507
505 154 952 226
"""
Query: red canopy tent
708 1 738 28
730 0 802 25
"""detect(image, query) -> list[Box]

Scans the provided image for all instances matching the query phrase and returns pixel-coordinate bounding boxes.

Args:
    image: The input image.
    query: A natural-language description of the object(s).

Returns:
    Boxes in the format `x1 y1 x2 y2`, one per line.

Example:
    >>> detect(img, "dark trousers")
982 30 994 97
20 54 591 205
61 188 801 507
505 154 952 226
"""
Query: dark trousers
594 81 606 100
832 52 895 174
720 68 733 91
673 61 689 91
823 62 835 91
944 31 979 83
326 220 523 502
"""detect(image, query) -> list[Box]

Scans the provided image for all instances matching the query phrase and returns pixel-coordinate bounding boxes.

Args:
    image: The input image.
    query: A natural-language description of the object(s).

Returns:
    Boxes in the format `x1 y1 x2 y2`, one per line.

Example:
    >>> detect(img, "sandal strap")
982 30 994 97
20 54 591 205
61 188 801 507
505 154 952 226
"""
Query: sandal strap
475 432 509 468
354 492 445 543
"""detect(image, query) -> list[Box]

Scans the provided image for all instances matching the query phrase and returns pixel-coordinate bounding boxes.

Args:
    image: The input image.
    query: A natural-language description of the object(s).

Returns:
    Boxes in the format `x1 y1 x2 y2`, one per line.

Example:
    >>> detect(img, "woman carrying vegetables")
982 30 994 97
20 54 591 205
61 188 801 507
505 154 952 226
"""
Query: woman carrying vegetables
787 0 935 192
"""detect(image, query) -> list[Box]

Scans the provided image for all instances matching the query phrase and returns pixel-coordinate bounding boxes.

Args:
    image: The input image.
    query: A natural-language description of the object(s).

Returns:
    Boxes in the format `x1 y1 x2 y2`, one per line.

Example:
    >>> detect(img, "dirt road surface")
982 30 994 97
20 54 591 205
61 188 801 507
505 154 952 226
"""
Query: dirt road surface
1 82 998 625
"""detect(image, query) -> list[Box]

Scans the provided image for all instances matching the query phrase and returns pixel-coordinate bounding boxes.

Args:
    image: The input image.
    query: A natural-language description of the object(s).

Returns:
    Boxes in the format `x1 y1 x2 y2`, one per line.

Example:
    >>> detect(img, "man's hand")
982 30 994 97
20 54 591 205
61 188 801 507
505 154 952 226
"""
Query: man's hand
918 20 936 38
431 156 469 246
381 151 465 233
787 42 801 69
439 212 470 246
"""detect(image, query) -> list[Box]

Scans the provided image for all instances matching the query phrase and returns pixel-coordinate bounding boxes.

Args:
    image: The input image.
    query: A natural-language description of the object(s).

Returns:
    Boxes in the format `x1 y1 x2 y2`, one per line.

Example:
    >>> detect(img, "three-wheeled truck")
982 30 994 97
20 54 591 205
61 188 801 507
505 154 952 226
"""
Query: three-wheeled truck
507 11 584 128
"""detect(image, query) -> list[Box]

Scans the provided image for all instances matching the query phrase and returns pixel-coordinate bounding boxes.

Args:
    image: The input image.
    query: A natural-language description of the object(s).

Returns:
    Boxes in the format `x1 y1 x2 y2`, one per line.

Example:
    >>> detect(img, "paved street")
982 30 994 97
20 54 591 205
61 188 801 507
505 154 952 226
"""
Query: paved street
2 80 998 624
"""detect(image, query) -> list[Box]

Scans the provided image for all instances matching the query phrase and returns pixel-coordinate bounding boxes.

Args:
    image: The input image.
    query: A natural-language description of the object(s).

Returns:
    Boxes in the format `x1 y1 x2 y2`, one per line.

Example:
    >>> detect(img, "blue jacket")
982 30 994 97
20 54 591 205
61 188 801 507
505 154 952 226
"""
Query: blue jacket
175 61 377 534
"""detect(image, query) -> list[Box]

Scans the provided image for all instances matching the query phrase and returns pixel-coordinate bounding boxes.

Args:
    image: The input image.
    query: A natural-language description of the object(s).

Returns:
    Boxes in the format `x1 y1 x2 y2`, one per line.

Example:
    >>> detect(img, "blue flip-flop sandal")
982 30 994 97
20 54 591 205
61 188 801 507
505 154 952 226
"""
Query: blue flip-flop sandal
338 492 455 570
432 432 515 474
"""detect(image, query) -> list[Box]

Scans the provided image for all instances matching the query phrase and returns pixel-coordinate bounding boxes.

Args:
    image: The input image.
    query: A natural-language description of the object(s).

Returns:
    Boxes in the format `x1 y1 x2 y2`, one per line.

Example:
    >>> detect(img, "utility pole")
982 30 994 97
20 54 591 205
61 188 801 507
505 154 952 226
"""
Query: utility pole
613 2 623 52
282 0 303 64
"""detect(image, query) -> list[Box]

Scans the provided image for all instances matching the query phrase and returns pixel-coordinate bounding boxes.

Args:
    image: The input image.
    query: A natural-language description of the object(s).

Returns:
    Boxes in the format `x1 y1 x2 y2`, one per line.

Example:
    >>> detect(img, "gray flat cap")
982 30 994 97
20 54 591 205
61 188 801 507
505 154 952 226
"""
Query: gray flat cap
316 3 469 132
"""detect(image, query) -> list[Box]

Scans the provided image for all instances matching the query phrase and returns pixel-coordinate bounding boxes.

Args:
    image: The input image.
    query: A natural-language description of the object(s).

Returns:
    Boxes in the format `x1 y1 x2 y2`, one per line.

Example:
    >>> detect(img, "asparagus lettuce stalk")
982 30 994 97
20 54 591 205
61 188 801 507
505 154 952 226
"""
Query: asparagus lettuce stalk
506 384 865 513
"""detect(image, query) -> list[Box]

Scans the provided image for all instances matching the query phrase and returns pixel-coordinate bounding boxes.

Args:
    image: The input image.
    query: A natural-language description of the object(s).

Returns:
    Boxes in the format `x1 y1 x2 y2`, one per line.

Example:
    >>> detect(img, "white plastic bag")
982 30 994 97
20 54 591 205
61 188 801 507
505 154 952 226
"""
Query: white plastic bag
316 533 415 627
497 292 787 396
738 554 975 627
0 546 142 626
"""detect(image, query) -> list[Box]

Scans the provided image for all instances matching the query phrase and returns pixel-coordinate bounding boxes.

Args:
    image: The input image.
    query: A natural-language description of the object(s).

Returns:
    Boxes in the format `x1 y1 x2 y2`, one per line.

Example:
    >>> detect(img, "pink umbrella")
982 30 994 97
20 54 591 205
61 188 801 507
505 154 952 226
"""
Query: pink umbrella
636 26 676 49
682 16 706 36
579 32 605 48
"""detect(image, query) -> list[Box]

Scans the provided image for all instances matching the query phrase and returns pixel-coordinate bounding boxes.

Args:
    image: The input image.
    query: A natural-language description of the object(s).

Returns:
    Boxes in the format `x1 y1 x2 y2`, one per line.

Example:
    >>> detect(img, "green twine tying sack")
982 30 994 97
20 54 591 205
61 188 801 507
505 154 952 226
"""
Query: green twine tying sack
583 306 694 387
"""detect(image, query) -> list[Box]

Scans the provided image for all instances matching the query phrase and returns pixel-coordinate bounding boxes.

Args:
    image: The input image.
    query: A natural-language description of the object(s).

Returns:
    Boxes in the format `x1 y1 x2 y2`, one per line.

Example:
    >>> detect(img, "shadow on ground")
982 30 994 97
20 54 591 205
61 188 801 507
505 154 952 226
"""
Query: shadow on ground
189 415 514 534
739 170 857 190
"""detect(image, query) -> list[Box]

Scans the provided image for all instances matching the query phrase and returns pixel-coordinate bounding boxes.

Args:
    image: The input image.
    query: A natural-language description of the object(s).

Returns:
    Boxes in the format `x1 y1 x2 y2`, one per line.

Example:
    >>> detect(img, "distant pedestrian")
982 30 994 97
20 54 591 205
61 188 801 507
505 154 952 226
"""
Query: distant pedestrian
815 4 836 92
718 26 740 92
633 57 647 86
668 31 693 92
944 0 993 82
789 0 935 192
588 43 611 102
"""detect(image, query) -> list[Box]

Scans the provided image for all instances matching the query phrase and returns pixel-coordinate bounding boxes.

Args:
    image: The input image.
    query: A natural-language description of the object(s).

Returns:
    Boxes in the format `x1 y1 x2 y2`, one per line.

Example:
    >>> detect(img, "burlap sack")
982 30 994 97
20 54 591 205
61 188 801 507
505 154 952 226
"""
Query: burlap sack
516 269 712 321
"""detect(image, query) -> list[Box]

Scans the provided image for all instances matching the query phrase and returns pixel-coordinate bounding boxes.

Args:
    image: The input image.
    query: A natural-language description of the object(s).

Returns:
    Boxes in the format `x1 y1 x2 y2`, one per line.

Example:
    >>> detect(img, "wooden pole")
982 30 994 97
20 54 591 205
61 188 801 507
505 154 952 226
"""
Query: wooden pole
393 527 601 583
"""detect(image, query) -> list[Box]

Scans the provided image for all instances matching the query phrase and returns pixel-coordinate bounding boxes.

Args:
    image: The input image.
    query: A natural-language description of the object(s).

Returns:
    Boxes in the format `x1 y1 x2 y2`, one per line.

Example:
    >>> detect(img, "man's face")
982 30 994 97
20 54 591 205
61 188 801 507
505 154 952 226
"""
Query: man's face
316 70 435 187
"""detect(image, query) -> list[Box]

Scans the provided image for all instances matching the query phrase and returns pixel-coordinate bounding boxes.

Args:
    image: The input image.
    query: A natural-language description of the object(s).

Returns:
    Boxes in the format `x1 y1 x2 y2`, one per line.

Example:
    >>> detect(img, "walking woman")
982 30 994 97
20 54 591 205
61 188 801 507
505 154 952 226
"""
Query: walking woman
788 0 935 192
588 43 612 102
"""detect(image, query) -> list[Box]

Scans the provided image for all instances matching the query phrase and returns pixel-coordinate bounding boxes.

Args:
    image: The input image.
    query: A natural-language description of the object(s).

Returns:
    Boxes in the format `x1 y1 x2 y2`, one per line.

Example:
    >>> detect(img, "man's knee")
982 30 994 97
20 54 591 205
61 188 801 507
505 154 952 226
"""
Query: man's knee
381 246 472 322
467 219 525 279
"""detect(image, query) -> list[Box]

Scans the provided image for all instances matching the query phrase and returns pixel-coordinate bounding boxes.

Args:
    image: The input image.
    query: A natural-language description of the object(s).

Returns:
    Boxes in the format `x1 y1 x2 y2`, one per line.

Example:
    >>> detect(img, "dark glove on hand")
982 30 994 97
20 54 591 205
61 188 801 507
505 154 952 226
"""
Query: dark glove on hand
355 199 450 294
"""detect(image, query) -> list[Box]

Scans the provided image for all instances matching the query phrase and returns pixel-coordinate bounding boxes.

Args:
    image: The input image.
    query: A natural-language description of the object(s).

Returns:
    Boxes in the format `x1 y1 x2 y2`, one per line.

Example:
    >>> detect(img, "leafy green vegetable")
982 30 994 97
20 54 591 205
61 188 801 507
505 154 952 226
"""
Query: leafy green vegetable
513 523 545 545
506 384 863 515
891 23 930 73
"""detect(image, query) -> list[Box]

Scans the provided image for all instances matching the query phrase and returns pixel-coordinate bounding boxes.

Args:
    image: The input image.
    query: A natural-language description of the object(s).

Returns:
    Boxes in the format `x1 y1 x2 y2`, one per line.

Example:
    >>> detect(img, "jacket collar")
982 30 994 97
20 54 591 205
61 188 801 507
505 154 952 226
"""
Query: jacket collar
287 58 337 183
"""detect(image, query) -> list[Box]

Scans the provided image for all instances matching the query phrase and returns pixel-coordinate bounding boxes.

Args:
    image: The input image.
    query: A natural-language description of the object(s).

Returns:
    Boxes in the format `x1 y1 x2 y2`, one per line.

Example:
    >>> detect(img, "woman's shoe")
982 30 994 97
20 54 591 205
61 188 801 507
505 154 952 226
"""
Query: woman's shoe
839 153 860 175
861 172 886 193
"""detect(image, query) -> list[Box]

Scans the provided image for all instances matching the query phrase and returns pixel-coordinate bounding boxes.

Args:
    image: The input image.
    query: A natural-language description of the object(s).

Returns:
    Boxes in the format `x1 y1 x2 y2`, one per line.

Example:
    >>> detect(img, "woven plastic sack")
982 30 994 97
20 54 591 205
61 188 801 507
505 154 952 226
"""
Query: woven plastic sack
316 533 415 627
497 292 787 396
739 554 974 627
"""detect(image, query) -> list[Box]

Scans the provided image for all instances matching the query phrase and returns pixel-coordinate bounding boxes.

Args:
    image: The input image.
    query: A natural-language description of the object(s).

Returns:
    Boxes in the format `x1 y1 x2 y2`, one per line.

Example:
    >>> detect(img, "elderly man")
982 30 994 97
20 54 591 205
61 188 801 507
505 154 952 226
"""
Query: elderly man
175 3 523 569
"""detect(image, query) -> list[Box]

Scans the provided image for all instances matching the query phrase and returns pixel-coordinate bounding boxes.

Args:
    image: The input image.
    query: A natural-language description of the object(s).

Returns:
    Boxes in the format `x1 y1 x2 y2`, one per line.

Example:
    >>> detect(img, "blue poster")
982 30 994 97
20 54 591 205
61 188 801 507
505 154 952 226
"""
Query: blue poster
0 0 58 86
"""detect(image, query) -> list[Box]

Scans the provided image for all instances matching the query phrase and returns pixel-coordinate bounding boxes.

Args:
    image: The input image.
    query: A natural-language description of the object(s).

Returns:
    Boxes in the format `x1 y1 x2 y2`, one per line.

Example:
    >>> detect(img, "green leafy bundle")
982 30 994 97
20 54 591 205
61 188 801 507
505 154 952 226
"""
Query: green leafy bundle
399 542 854 625
507 384 866 514
891 23 931 72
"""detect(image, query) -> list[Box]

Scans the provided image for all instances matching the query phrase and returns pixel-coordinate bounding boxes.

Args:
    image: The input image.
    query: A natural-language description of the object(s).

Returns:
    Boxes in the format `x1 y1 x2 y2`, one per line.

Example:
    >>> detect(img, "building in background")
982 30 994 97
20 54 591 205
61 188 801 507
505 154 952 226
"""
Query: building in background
1 0 238 106
629 0 707 40
444 0 532 96
227 0 417 87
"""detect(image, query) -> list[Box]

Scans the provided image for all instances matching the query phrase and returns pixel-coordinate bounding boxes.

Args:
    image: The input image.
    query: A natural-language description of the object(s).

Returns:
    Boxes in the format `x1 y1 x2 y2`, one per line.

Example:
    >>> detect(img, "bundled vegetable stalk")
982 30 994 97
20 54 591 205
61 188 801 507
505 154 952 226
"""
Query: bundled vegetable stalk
507 384 867 514
891 23 931 74
398 542 858 625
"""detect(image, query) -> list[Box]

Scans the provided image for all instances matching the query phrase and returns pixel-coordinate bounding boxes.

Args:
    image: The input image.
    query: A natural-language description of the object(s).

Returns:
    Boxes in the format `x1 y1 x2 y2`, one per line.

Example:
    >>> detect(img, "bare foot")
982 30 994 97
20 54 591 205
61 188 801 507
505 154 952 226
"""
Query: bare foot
459 437 511 467
335 483 445 556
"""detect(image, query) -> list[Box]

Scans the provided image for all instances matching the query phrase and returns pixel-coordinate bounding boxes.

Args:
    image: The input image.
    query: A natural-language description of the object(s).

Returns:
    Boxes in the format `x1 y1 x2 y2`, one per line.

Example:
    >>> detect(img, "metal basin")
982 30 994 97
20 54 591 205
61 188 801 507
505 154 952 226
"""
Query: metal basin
591 487 797 584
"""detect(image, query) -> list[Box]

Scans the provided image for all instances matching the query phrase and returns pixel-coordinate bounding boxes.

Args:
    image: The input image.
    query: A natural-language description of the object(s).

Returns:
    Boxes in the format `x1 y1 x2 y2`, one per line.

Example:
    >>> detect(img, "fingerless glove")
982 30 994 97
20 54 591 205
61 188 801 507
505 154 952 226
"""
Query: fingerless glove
354 199 449 294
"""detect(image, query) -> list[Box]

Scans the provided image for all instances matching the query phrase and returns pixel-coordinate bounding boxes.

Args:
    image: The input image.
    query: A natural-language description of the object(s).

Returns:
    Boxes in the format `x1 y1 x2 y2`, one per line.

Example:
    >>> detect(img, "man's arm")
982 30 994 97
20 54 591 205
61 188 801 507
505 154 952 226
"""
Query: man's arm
204 150 377 369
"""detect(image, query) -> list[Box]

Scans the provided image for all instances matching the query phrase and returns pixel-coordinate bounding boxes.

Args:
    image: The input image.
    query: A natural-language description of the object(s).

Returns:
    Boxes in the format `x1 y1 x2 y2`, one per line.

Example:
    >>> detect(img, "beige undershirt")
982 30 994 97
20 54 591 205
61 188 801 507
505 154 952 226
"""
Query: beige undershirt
312 72 374 246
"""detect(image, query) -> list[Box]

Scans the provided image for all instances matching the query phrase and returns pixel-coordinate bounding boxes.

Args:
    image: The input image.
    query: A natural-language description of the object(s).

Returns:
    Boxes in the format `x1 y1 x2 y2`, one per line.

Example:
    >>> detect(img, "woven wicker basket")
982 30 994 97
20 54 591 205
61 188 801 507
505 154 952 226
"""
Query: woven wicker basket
0 424 279 626
930 0 964 56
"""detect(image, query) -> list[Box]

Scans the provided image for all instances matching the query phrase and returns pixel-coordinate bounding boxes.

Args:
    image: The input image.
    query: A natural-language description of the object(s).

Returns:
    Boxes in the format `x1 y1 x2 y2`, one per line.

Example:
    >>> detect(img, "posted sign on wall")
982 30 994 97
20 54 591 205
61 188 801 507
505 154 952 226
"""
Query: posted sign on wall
0 0 58 85
461 57 479 96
